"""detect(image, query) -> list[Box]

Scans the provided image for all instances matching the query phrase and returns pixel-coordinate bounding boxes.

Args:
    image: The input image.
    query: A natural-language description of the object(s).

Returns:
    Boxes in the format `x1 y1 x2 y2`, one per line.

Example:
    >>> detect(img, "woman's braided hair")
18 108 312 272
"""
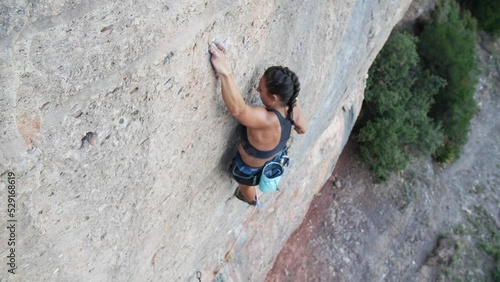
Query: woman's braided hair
263 66 300 124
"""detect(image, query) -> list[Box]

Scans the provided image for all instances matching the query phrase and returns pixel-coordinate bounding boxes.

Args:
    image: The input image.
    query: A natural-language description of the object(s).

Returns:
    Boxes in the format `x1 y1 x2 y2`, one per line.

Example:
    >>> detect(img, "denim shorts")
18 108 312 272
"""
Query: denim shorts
230 150 285 186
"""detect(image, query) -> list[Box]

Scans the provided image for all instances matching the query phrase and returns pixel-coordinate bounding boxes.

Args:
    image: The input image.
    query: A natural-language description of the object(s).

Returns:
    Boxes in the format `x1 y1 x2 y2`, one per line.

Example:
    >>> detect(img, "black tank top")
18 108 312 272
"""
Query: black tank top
240 109 292 159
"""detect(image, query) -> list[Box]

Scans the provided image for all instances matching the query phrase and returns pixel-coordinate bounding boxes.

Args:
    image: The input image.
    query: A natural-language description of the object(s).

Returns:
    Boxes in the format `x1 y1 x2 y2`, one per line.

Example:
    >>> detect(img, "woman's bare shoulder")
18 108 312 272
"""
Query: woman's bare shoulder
235 105 276 129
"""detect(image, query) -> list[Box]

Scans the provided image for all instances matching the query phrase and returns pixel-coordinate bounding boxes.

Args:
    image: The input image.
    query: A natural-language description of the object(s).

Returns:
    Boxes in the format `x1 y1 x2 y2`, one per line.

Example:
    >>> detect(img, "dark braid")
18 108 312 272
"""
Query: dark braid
284 69 300 124
263 66 300 124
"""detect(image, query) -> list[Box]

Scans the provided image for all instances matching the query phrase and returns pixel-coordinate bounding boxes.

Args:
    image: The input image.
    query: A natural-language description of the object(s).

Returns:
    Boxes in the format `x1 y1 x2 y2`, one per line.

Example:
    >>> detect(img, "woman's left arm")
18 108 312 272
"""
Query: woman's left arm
293 103 307 134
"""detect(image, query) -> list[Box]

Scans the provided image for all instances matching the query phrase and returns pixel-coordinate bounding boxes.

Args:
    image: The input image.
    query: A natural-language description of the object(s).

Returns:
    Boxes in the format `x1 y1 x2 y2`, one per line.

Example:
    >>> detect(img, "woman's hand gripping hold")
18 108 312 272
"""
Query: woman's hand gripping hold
209 42 231 77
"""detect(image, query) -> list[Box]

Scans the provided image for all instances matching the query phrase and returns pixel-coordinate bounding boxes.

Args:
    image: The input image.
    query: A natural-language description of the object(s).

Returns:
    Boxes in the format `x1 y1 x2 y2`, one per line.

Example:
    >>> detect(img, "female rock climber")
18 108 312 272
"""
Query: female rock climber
209 42 307 205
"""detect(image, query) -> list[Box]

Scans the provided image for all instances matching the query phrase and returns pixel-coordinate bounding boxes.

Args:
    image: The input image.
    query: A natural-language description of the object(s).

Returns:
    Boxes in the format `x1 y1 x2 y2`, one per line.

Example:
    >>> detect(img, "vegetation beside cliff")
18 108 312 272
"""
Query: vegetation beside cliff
354 0 500 279
355 0 484 180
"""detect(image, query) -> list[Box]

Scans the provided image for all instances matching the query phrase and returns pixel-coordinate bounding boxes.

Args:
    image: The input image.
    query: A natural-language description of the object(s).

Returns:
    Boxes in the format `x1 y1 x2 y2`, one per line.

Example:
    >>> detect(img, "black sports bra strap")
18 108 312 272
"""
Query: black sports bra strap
240 108 293 159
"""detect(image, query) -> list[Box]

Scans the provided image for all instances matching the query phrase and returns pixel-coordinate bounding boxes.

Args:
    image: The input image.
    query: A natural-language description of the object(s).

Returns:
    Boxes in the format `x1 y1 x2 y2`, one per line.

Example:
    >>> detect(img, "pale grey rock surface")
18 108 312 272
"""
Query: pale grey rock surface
0 0 411 281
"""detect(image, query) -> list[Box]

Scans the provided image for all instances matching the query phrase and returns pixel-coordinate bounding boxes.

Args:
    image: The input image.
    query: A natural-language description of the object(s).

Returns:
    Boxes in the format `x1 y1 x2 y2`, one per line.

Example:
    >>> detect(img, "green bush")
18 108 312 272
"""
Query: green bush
417 0 479 163
358 32 445 180
464 0 500 36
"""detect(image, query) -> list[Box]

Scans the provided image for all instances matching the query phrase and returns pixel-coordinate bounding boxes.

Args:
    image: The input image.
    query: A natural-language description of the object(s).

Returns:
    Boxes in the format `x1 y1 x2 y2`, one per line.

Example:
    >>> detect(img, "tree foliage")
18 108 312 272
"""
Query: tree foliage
358 32 445 180
418 0 479 162
464 0 500 36
357 0 480 179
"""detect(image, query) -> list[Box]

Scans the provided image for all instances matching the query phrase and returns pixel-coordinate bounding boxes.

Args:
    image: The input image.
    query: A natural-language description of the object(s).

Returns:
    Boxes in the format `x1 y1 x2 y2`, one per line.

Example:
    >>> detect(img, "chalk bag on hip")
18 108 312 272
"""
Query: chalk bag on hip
258 162 284 193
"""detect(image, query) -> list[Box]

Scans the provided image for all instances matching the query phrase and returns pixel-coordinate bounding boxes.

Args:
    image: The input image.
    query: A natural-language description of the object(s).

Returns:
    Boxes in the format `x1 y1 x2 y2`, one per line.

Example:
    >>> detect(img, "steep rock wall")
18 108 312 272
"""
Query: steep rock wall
0 0 411 281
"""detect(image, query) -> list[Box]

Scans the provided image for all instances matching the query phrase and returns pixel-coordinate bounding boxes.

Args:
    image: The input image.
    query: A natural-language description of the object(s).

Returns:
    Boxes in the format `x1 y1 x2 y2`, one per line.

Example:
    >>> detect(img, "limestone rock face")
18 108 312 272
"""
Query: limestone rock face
0 0 411 281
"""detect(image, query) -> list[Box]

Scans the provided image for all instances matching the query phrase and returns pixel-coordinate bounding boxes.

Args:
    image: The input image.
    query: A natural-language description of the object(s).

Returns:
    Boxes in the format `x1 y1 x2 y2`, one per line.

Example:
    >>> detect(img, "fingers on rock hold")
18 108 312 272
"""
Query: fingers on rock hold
216 42 225 52
209 48 218 57
209 41 225 53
